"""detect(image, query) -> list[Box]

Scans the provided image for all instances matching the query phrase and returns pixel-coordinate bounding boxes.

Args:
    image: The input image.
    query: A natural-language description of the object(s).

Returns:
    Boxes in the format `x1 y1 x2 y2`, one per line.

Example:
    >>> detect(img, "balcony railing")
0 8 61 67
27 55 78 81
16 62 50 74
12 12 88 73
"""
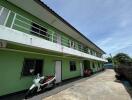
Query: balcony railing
0 5 103 58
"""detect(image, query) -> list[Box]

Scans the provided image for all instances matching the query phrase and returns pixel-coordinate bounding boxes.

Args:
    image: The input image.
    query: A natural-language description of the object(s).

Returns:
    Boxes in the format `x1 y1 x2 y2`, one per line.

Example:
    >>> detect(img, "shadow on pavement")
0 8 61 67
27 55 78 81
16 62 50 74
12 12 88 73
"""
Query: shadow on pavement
122 80 132 99
115 78 132 99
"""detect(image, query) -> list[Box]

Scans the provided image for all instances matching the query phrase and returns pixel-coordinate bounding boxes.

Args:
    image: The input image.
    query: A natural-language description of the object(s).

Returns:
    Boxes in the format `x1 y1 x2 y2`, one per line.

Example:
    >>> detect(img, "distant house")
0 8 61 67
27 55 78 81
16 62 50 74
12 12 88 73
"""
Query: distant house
0 0 107 96
104 63 113 69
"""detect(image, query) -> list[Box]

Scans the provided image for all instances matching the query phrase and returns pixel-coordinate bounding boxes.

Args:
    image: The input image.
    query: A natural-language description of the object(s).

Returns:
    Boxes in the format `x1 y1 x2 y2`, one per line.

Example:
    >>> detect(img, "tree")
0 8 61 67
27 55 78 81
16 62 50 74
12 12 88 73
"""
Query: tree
113 53 132 64
106 57 112 63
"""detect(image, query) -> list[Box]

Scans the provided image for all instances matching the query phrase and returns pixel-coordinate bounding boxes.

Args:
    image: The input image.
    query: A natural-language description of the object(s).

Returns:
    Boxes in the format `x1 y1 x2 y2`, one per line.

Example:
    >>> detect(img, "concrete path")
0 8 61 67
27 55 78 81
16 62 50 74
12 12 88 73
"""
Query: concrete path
43 69 132 100
1 69 132 100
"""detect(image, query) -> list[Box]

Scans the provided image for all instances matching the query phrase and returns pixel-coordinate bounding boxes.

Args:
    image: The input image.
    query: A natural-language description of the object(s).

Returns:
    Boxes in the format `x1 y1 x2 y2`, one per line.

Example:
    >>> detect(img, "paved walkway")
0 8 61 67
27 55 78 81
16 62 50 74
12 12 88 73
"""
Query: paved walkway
43 69 132 100
1 69 132 100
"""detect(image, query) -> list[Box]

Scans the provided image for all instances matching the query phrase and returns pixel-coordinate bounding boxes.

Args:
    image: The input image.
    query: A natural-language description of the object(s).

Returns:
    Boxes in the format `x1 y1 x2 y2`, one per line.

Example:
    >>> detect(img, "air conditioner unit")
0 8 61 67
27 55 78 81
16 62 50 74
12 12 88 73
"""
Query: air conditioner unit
0 40 7 48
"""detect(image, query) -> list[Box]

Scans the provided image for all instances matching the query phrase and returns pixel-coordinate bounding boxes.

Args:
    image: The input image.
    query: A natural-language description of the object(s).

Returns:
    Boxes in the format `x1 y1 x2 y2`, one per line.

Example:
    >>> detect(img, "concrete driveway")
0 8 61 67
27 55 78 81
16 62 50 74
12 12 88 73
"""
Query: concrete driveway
1 69 132 100
43 69 132 100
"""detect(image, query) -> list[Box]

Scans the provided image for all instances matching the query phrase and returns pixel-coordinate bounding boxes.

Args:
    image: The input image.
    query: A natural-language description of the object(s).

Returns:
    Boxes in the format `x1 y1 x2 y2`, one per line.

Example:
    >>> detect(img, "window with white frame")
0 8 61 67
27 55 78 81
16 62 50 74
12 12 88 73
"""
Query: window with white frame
90 50 93 55
22 58 43 76
56 33 61 44
31 23 48 40
88 48 91 54
98 62 100 68
95 52 97 56
0 6 2 11
93 51 96 56
78 43 81 51
69 40 75 49
92 62 95 68
84 46 88 53
70 61 76 71
74 42 78 49
81 44 84 52
0 7 9 25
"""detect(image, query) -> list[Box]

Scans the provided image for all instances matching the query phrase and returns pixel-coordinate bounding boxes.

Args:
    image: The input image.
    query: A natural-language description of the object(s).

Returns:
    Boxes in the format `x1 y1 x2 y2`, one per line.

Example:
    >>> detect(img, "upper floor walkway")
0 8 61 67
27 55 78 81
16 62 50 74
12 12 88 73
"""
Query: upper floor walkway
0 5 107 62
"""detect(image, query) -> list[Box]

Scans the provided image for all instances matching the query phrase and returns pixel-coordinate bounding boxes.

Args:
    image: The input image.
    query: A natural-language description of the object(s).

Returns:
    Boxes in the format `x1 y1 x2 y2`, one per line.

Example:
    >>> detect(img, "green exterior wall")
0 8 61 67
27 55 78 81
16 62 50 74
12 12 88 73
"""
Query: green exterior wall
0 0 102 56
62 59 81 80
0 49 82 96
0 0 104 96
0 0 79 49
89 60 103 73
0 42 104 96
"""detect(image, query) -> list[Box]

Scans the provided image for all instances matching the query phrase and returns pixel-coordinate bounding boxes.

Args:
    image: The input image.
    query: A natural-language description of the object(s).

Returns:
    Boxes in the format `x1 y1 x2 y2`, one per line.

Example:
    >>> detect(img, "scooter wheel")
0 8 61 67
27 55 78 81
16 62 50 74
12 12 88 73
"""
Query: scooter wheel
25 87 37 99
52 81 56 88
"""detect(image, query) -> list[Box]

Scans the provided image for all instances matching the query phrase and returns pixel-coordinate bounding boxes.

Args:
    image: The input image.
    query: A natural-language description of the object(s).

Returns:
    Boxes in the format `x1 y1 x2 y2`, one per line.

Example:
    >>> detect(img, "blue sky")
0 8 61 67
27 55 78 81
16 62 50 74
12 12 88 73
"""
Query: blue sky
42 0 132 56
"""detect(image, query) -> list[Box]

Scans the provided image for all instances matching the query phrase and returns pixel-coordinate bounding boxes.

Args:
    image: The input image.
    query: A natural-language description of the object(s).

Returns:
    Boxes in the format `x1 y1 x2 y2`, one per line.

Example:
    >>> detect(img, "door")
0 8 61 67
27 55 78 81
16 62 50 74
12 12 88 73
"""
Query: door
55 61 62 83
80 62 84 76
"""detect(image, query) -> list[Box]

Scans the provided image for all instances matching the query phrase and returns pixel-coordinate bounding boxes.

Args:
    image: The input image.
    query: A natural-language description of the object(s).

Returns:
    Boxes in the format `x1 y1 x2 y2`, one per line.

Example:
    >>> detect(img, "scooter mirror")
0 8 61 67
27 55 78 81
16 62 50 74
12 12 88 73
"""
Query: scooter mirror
37 73 40 78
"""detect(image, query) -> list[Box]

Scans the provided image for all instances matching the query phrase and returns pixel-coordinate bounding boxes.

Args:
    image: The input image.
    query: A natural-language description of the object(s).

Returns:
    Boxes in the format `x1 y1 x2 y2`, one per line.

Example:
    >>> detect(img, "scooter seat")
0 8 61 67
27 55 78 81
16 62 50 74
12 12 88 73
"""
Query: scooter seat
45 76 54 82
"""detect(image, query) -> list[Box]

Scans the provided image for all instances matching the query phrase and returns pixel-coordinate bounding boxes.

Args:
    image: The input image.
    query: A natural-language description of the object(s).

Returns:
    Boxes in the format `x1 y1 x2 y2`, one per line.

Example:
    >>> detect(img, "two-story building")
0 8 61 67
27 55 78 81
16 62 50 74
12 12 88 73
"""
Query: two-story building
0 0 107 96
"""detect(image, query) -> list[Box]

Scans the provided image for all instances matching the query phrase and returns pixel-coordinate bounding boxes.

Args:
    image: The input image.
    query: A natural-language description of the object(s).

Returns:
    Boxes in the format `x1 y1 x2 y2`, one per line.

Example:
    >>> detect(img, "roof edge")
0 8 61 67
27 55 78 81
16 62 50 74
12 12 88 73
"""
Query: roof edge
34 0 106 54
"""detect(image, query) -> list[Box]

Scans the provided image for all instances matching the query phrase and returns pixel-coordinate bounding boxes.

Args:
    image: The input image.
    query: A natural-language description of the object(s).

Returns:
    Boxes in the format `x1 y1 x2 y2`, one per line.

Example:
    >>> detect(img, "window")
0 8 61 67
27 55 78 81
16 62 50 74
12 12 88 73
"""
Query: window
97 53 102 58
74 42 78 49
22 58 43 76
84 47 88 53
88 48 91 54
31 23 48 40
92 62 95 68
94 52 97 56
0 7 9 25
78 43 81 51
70 61 76 71
69 40 75 48
98 62 100 68
91 50 94 55
56 33 61 44
0 6 2 11
81 45 85 52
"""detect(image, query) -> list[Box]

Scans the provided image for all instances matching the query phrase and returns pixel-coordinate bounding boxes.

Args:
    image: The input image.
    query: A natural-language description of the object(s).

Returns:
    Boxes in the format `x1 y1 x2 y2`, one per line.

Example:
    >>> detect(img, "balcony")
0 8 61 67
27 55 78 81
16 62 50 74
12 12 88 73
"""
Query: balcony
0 5 107 62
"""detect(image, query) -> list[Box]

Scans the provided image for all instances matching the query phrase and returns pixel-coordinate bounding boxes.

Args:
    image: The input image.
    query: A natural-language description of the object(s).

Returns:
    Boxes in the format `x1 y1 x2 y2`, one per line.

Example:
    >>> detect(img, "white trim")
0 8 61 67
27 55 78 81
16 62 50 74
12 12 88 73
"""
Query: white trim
0 48 81 60
0 6 106 61
14 10 54 33
55 61 62 83
80 62 84 76
0 25 107 62
13 23 51 39
10 13 16 28
15 18 49 35
51 32 54 42
0 5 54 33
3 10 11 26
0 7 4 16
2 1 105 54
0 5 103 56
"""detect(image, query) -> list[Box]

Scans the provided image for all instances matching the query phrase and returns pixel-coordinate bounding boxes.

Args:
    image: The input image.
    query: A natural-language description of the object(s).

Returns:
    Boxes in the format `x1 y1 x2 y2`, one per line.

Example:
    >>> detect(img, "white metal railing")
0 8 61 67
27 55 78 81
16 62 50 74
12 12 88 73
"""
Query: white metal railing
0 5 103 59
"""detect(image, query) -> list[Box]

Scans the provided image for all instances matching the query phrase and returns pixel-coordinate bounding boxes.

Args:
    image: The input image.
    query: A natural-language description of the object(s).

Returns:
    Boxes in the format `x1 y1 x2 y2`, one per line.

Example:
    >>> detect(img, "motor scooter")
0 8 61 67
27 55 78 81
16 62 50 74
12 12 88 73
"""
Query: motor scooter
84 68 92 77
25 74 56 98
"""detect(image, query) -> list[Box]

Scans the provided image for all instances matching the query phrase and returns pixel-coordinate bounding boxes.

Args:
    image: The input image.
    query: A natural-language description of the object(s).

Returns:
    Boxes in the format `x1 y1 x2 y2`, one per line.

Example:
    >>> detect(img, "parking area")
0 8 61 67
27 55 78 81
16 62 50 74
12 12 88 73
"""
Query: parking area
1 69 132 100
43 69 132 100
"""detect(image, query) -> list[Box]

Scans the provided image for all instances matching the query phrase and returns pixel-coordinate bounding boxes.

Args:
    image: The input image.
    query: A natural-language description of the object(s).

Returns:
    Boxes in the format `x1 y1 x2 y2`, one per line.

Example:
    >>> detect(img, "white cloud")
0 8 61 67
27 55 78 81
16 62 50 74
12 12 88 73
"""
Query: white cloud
97 28 132 55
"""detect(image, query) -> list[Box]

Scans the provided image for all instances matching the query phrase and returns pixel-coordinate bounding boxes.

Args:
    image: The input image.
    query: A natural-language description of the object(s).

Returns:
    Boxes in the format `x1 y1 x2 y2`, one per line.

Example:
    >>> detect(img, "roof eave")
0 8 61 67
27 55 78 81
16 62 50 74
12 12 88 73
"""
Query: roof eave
34 0 106 54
